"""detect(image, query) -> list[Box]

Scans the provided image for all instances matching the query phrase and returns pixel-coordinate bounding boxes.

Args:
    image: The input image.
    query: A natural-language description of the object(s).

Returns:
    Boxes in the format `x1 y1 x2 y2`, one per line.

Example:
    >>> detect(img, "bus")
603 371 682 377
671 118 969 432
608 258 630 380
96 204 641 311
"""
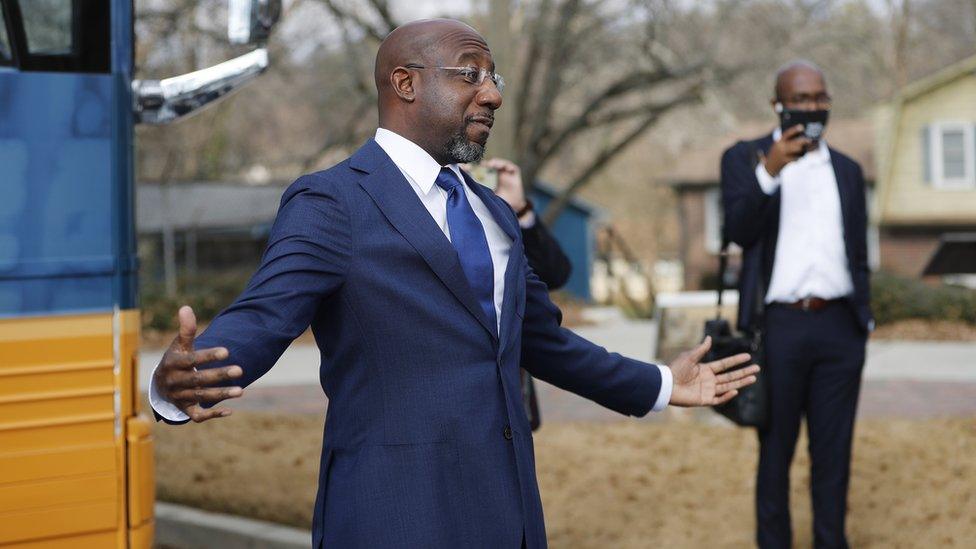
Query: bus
0 1 278 546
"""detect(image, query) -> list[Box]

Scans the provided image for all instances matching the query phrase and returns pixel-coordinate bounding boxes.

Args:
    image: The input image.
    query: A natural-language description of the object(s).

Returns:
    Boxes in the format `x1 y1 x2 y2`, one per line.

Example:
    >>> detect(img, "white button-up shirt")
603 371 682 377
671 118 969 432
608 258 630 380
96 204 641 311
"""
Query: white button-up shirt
755 128 854 304
374 128 511 328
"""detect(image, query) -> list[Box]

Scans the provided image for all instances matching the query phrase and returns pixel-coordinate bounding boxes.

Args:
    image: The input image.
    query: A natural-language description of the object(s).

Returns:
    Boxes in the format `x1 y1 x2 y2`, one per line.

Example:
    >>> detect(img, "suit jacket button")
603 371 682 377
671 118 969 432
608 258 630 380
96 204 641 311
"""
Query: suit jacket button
503 426 513 440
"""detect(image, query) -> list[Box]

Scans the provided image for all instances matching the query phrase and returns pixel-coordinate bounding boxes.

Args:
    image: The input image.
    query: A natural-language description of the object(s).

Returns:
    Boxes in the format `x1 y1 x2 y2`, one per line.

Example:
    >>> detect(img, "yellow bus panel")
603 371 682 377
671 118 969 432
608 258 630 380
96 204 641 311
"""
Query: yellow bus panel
0 310 151 548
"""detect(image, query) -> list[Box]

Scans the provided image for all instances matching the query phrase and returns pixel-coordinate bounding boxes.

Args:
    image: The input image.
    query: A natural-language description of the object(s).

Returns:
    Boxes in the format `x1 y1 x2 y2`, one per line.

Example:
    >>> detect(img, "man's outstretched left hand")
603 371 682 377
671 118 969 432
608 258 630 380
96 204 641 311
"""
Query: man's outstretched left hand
668 336 759 407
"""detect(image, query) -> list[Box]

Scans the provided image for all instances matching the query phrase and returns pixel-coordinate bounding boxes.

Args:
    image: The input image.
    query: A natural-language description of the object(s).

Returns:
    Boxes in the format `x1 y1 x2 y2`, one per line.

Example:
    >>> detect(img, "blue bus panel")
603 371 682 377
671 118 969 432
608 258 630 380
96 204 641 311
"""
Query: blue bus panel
0 0 136 318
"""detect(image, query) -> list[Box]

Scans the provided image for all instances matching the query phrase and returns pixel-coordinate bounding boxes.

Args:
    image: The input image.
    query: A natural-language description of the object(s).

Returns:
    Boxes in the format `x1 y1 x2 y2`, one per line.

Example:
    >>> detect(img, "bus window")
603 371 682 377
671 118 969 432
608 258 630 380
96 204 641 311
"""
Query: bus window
0 7 11 65
20 0 72 55
6 0 110 73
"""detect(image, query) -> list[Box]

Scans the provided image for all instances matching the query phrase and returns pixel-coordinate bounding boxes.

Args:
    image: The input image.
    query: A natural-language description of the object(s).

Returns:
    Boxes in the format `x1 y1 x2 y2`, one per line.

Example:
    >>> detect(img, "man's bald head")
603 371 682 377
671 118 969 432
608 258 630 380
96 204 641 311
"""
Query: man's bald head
374 19 488 99
372 19 500 166
773 59 826 101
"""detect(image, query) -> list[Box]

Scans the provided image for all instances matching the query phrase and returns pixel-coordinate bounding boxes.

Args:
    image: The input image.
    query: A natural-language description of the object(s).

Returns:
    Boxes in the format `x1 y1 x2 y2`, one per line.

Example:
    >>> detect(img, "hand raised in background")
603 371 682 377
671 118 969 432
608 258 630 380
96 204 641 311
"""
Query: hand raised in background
484 157 527 212
760 124 812 177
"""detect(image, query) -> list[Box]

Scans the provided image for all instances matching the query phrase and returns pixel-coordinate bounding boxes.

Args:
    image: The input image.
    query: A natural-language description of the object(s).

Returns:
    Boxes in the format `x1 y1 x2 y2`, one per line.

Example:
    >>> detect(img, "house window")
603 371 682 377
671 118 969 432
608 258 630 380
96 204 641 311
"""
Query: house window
927 123 976 189
20 0 73 56
0 7 12 65
3 0 111 73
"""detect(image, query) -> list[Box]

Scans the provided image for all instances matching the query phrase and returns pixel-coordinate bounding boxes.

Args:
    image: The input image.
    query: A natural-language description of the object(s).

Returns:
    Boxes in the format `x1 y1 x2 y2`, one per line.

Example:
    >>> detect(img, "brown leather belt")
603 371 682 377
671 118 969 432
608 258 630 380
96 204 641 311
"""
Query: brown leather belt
776 297 842 312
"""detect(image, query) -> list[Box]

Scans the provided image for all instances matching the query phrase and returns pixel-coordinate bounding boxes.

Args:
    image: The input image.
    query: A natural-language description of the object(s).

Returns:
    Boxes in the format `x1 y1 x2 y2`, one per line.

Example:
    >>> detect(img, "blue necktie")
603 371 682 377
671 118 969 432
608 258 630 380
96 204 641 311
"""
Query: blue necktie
435 167 497 333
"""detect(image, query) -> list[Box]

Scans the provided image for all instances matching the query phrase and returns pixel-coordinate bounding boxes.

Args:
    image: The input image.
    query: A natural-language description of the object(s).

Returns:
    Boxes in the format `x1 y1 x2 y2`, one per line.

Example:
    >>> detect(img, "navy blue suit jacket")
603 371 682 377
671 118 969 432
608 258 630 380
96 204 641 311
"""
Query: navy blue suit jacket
720 134 873 333
186 139 663 548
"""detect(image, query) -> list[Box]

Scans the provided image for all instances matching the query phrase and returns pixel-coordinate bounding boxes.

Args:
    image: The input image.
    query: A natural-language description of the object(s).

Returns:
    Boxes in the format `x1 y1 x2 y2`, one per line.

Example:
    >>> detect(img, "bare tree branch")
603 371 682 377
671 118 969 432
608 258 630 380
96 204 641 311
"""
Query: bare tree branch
316 0 390 42
537 82 704 166
522 0 583 153
541 111 667 226
300 99 374 171
337 17 377 97
366 0 398 34
513 0 553 151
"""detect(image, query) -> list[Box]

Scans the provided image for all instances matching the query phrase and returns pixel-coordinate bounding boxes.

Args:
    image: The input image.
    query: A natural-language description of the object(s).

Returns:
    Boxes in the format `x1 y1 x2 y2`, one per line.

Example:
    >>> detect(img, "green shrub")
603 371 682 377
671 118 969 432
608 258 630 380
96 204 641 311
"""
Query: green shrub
871 272 976 326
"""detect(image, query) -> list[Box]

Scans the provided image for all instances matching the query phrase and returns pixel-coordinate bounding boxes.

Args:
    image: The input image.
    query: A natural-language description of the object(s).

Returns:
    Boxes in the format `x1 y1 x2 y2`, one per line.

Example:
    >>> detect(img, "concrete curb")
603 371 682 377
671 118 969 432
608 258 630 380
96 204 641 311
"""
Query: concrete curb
155 502 312 548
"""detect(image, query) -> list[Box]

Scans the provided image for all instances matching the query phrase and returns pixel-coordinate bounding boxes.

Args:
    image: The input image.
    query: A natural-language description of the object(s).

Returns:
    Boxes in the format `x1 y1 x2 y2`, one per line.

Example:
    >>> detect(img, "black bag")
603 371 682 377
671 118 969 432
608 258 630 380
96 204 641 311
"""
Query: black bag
520 369 541 431
705 239 769 430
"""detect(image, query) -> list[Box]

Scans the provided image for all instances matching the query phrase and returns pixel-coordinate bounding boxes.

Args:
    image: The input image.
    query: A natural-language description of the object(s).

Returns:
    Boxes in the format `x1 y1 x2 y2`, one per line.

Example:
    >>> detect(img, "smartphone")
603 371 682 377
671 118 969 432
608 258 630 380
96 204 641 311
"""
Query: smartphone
466 163 499 189
779 109 828 141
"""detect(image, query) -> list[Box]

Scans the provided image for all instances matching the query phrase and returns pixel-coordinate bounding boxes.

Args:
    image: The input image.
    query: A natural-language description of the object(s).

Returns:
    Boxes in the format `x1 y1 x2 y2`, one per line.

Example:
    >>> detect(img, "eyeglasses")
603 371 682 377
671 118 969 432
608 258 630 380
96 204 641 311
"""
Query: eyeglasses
779 93 832 110
405 64 505 93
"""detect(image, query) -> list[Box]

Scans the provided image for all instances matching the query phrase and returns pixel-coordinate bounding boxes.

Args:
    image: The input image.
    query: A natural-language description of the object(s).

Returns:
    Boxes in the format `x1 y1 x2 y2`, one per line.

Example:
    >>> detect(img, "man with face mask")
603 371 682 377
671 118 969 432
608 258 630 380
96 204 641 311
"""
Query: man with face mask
720 60 873 549
148 19 759 549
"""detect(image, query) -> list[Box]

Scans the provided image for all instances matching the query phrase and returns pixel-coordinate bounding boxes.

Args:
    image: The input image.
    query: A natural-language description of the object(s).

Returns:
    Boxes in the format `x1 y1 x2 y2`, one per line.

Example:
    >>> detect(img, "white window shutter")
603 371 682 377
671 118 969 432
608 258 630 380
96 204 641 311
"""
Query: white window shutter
703 188 721 254
921 125 931 184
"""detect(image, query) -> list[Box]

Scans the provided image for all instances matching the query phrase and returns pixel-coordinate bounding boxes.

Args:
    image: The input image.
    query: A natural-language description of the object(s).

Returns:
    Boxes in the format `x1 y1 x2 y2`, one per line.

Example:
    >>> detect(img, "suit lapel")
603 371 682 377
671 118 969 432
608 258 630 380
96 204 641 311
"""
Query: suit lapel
756 134 779 286
351 140 497 341
461 171 522 351
497 240 523 354
829 148 856 264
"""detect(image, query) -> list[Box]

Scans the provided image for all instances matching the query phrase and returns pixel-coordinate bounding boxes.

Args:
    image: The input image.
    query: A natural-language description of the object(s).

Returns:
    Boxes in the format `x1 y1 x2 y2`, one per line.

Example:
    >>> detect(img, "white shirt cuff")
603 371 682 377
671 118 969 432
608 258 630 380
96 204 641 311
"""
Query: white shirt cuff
652 364 673 412
149 363 190 422
755 163 782 195
518 210 536 229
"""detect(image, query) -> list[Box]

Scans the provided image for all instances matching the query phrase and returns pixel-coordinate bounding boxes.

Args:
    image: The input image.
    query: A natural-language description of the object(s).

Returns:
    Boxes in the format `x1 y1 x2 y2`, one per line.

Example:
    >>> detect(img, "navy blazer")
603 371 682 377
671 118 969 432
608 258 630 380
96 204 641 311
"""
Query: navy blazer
720 133 873 333
187 139 663 548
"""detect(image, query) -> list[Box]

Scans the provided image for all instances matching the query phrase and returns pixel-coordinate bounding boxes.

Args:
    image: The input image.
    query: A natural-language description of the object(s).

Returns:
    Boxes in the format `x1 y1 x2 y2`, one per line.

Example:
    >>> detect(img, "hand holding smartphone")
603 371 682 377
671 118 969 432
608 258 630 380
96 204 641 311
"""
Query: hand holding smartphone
778 108 829 142
762 125 813 177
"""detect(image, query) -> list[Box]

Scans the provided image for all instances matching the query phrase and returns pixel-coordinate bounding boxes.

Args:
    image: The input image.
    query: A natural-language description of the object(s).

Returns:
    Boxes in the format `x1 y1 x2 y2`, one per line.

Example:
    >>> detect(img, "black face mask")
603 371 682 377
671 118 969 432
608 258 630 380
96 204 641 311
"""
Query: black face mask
778 107 830 141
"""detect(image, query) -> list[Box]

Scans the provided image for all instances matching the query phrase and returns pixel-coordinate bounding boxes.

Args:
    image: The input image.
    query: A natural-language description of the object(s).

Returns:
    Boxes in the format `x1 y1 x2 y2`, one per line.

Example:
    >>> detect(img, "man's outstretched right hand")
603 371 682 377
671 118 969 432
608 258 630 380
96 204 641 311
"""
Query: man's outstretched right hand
153 305 244 422
668 336 759 407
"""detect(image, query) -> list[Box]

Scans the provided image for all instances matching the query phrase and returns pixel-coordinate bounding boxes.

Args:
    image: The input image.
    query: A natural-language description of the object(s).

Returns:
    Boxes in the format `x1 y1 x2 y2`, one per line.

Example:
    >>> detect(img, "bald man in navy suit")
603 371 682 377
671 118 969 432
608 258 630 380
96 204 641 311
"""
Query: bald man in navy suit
151 19 759 549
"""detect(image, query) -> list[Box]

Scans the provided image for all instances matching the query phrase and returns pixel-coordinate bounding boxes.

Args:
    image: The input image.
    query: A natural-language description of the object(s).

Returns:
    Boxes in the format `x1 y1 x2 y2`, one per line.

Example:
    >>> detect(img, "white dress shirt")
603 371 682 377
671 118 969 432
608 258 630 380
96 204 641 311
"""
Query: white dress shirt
755 128 854 304
375 128 511 328
149 128 672 421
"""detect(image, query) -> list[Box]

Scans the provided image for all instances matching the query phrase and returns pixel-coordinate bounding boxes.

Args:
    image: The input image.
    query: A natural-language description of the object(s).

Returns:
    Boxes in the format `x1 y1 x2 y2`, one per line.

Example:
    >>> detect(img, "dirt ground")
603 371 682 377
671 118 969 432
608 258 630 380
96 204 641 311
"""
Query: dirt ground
141 317 975 351
154 413 976 548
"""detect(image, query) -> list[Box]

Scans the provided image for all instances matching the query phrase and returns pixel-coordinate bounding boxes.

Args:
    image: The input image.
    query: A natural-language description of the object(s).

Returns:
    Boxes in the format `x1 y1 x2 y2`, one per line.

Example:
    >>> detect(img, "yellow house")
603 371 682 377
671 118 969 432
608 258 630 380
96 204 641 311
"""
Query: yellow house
874 54 976 277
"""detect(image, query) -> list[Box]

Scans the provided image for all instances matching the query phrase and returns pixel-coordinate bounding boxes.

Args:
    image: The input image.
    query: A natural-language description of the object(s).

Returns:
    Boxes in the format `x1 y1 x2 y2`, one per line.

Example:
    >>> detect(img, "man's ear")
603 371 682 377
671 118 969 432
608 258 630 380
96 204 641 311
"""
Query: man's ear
391 67 416 102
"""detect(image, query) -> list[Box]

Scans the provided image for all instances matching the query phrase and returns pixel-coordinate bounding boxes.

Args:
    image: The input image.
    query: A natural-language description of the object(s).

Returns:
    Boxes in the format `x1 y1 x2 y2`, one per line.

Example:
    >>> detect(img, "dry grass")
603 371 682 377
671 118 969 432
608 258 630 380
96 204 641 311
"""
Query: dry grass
154 414 976 548
155 413 323 528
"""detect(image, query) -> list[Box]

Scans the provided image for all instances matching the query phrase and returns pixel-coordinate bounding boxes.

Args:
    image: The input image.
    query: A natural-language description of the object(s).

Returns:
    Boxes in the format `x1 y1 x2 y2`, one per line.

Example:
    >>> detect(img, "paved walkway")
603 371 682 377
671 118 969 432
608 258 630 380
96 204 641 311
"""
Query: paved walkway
139 312 976 422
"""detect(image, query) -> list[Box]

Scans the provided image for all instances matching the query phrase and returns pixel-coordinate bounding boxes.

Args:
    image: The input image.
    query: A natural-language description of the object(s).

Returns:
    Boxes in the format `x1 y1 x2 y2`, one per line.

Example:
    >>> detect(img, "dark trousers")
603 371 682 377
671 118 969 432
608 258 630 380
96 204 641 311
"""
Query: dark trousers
756 301 866 549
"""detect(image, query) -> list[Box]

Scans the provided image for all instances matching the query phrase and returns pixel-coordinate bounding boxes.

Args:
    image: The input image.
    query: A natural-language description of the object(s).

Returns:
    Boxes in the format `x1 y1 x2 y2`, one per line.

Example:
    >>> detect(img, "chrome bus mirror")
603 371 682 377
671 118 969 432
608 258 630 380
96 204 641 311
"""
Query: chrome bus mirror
133 49 268 125
228 0 281 45
133 0 280 124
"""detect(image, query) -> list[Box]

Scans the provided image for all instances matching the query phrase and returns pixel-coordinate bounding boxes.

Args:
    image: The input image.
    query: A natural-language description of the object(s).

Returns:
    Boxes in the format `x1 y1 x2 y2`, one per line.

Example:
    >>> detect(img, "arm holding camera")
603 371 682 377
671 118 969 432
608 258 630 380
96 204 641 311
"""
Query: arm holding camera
485 157 573 290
